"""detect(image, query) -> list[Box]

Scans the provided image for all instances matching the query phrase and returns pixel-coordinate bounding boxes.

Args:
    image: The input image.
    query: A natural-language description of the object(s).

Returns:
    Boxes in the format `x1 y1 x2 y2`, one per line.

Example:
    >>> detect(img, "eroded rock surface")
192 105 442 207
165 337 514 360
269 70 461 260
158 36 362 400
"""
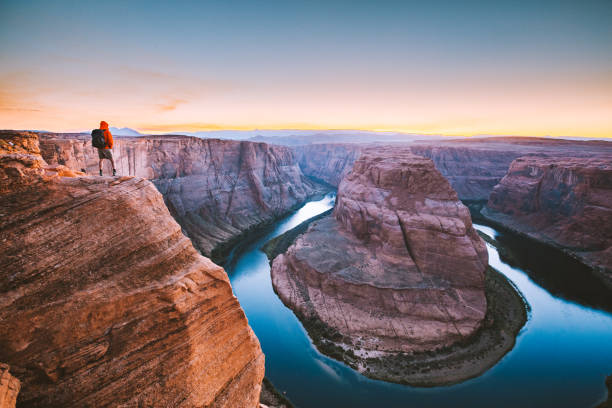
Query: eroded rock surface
0 364 20 408
0 131 264 407
292 144 361 187
410 137 612 203
39 133 326 261
483 155 612 285
272 147 488 353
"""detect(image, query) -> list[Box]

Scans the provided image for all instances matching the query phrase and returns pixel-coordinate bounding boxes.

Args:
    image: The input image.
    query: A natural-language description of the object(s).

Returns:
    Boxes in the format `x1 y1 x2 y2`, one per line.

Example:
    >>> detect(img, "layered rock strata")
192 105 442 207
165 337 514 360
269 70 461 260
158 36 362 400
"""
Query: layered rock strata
0 364 20 408
292 144 361 187
39 133 326 262
271 148 488 355
483 155 612 285
0 131 264 407
410 137 612 203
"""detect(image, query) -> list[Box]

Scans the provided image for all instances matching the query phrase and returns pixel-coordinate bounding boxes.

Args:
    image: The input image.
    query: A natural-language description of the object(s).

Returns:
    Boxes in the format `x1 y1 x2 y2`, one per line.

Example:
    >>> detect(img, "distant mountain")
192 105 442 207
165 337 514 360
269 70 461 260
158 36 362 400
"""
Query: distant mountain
182 129 444 143
109 127 143 136
248 132 445 146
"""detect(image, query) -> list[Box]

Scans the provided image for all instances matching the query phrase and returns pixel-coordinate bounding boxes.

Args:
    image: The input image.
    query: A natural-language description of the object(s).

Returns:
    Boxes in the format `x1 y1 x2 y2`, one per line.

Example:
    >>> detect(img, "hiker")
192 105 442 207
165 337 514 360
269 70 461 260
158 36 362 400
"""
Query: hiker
92 121 116 176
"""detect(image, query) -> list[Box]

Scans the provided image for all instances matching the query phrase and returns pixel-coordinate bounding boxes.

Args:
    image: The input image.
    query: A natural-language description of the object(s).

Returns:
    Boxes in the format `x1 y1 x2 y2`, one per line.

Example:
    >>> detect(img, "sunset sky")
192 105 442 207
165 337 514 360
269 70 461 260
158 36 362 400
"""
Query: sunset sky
1 0 611 137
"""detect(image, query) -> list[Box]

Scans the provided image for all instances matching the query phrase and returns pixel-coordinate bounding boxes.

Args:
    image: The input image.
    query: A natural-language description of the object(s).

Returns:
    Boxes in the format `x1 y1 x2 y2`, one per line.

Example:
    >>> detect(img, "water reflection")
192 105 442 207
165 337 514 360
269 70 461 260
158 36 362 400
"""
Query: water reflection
225 196 612 408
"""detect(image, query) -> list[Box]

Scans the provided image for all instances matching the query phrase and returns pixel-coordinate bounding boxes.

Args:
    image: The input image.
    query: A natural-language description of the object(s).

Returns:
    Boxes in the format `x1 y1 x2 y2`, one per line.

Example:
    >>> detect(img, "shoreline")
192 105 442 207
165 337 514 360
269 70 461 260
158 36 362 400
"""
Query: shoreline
479 208 612 292
209 190 331 265
264 215 529 387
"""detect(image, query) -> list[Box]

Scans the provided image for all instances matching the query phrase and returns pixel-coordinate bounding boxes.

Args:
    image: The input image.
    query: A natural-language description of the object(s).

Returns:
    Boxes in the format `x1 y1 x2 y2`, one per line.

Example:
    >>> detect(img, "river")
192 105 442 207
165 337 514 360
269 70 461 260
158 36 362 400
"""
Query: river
225 194 612 408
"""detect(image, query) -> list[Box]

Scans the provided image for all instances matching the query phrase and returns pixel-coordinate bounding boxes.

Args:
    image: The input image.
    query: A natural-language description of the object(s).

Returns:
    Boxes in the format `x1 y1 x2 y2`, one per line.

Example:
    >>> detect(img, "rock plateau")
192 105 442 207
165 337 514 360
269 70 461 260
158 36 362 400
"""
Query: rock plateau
0 131 264 407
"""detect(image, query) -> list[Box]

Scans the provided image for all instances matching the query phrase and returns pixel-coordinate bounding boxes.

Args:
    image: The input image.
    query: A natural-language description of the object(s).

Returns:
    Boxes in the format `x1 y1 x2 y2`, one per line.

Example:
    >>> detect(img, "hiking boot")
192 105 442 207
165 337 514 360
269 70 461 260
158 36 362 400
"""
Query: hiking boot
99 169 103 176
113 169 117 176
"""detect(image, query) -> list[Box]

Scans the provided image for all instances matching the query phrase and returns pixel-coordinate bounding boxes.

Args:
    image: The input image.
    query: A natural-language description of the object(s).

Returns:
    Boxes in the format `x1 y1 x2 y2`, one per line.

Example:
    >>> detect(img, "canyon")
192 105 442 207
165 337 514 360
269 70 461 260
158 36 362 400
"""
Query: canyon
483 155 612 287
39 133 327 263
288 138 612 275
0 131 264 407
2 128 610 405
269 147 526 385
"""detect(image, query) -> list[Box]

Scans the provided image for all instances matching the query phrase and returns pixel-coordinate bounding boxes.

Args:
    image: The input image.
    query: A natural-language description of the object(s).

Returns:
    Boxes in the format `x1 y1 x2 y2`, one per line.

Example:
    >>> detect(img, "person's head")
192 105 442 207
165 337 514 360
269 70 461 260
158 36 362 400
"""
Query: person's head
100 121 109 130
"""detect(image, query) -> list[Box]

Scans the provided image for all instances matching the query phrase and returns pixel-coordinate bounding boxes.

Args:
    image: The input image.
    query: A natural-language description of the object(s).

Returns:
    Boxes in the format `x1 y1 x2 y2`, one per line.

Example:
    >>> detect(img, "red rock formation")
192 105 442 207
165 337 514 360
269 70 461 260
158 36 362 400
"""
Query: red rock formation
0 364 20 408
39 133 326 261
0 131 264 407
292 144 361 187
410 137 612 202
484 155 612 284
272 147 488 353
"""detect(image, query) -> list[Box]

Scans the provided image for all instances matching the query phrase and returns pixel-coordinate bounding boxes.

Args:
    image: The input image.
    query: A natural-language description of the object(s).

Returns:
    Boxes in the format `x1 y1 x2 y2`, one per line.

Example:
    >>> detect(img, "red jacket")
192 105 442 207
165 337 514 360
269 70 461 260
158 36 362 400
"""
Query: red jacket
99 121 113 149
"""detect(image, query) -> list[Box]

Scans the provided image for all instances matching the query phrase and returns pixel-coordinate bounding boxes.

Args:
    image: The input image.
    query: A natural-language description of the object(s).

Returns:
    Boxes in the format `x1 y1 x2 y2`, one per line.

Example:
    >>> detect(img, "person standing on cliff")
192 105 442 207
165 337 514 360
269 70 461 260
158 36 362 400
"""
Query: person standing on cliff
96 121 116 176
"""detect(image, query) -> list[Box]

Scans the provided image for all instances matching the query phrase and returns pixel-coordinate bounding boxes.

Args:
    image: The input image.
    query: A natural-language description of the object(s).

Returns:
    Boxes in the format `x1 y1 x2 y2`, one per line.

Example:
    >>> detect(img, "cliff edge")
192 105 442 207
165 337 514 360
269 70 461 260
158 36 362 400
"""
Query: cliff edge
0 131 264 407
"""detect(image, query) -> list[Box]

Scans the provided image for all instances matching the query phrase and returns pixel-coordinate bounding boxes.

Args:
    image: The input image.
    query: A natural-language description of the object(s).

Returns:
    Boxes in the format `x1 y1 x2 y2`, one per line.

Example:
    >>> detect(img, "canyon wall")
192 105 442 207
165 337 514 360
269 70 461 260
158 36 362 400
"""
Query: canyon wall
410 138 612 203
292 144 361 187
0 131 264 407
271 147 488 353
39 134 326 262
483 155 612 285
409 144 521 202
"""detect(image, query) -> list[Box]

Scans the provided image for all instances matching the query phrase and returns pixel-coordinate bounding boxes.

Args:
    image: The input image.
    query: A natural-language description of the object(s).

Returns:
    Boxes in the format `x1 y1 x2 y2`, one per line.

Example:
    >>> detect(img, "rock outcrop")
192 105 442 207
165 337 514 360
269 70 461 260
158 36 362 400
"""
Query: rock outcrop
483 155 612 285
39 133 326 262
409 143 521 202
410 138 612 204
0 364 20 408
292 144 361 187
0 131 264 407
271 147 488 354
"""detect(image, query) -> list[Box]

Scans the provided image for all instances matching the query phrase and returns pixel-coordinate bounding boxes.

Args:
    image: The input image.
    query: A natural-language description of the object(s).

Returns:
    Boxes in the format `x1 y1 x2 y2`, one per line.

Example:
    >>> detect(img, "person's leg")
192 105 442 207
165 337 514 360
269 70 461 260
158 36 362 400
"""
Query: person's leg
97 148 104 176
106 151 116 176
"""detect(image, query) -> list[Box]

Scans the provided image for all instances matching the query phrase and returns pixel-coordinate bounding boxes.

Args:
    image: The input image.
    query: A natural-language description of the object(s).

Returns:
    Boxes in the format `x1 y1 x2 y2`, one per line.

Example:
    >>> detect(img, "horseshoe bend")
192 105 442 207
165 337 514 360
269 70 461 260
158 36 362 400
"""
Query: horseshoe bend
268 147 527 385
1 130 611 407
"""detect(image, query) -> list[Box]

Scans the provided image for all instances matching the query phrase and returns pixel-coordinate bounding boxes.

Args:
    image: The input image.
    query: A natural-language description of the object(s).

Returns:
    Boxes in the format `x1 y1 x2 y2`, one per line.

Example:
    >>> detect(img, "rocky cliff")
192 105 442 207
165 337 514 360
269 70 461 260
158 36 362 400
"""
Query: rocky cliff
409 144 521 202
39 134 326 262
271 148 488 355
292 144 361 187
483 155 612 285
410 137 612 204
0 365 20 408
0 131 264 407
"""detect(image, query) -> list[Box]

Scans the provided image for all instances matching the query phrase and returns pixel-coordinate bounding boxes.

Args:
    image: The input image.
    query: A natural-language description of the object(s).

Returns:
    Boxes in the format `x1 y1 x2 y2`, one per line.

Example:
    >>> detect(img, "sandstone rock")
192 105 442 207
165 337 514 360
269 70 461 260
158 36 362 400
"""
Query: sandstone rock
292 144 361 187
484 155 612 284
410 137 612 202
39 133 326 261
0 131 264 407
409 144 521 202
271 147 488 353
0 364 20 408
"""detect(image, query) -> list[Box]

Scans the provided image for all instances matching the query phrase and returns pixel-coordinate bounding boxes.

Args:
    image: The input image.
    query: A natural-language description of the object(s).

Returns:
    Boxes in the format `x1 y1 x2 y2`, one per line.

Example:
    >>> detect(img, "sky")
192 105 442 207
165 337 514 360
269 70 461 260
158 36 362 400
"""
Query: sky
1 0 611 137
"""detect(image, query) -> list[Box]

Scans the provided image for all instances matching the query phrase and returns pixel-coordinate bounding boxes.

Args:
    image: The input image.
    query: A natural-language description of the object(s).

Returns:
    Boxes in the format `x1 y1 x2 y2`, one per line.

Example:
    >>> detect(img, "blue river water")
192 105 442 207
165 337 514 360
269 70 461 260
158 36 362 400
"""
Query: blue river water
225 194 612 408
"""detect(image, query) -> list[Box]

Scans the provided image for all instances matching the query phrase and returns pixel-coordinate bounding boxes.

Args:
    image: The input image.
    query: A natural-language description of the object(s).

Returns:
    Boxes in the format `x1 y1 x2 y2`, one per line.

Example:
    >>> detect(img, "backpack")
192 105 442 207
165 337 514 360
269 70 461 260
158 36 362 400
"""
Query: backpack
91 129 106 148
